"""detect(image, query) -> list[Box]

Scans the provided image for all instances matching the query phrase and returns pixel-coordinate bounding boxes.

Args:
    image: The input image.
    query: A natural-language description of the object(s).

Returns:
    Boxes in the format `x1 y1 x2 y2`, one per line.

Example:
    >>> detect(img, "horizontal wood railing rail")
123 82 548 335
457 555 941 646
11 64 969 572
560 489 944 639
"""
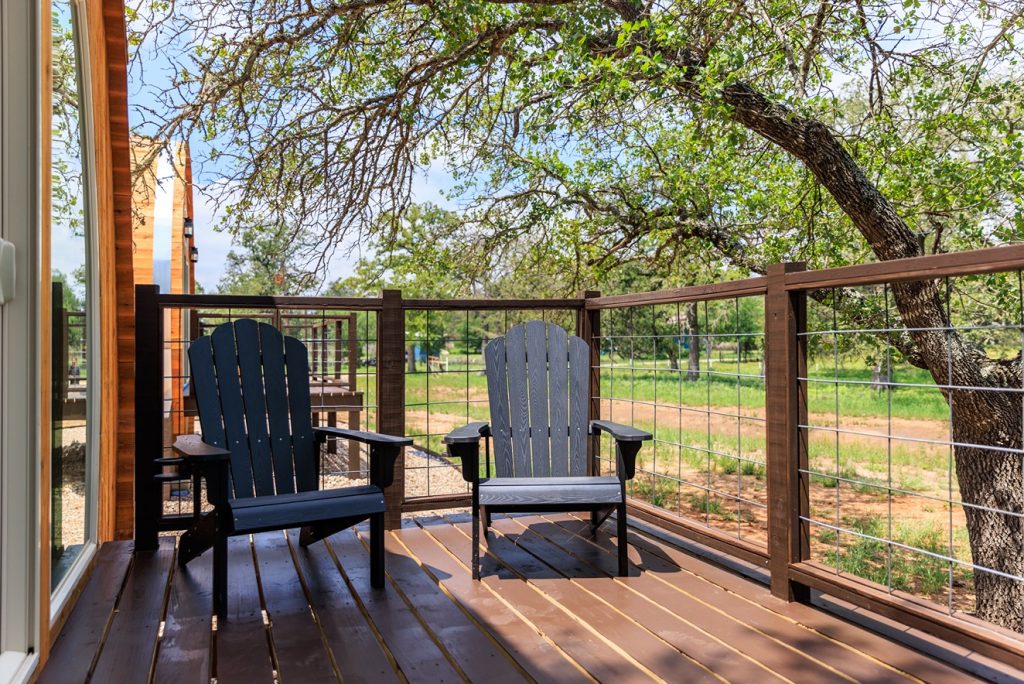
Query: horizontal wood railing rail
133 243 1024 668
403 297 586 310
586 276 768 309
153 292 384 310
783 243 1024 290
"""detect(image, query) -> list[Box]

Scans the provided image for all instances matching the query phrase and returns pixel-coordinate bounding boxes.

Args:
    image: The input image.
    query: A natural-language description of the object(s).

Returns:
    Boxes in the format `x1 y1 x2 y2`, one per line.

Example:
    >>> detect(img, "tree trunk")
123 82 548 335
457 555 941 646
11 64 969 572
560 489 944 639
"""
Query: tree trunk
685 303 700 382
667 341 679 370
406 344 416 373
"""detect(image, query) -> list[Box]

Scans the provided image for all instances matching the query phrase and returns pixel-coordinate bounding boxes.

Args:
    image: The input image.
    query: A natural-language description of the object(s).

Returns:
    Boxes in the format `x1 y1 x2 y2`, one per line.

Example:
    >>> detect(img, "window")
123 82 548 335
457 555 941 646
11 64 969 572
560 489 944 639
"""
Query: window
49 0 97 602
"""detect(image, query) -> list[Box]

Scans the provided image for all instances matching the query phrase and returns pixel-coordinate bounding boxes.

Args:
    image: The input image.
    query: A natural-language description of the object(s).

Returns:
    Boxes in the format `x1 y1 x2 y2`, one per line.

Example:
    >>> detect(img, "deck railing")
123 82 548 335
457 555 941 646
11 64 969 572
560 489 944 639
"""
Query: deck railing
133 244 1024 670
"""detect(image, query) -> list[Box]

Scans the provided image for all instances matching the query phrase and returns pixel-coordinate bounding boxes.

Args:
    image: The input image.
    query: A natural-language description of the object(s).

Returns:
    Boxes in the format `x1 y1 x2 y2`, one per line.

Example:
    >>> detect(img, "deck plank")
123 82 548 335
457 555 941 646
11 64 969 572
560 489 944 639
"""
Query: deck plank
90 538 175 683
286 531 401 684
36 516 992 684
215 536 276 684
495 514 803 684
40 542 134 684
451 514 719 684
252 531 338 682
397 519 593 684
528 514 897 682
595 514 982 684
426 516 669 682
360 528 529 684
152 540 213 684
328 527 463 683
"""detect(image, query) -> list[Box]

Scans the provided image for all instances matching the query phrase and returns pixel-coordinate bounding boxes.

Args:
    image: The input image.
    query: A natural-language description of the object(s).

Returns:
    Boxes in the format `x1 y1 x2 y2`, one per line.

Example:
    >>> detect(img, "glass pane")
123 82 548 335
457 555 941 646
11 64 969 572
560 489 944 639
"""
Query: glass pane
50 0 91 591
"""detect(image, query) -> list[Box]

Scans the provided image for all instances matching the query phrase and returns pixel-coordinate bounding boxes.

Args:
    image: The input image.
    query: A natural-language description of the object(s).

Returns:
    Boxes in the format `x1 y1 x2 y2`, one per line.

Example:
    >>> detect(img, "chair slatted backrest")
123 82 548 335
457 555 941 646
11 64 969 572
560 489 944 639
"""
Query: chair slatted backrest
485 321 589 478
189 318 319 499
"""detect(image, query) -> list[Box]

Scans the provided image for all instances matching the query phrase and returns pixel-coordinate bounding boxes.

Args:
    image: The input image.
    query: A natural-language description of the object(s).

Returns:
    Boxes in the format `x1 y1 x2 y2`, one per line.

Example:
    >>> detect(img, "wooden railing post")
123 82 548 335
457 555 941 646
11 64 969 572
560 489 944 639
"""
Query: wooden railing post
134 284 163 551
378 289 405 530
577 291 601 475
765 263 810 602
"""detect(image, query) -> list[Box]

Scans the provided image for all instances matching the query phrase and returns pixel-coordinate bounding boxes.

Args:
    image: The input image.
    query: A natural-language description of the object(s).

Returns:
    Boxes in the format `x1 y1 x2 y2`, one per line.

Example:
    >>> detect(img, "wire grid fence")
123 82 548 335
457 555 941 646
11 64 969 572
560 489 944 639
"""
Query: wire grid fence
401 307 578 501
157 305 379 525
594 296 769 547
800 273 1024 621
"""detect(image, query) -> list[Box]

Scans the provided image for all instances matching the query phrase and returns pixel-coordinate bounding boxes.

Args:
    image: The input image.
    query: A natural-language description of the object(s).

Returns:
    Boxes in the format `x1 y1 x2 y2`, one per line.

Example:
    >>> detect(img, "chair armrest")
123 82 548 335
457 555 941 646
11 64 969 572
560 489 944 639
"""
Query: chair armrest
172 435 231 506
313 426 412 447
313 427 409 489
442 422 490 445
590 420 653 442
443 423 490 482
173 434 231 462
590 421 652 481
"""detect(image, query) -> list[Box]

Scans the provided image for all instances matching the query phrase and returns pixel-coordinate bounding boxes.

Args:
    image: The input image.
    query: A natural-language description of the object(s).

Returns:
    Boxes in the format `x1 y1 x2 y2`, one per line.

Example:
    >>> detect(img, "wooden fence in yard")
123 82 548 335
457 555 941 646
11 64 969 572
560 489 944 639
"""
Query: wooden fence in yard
133 243 1024 670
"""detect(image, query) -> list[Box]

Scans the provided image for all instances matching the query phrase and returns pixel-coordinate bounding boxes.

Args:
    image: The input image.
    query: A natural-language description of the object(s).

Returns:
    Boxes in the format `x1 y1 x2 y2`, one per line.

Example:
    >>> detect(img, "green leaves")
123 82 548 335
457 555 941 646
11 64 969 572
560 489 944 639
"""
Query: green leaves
129 0 1024 285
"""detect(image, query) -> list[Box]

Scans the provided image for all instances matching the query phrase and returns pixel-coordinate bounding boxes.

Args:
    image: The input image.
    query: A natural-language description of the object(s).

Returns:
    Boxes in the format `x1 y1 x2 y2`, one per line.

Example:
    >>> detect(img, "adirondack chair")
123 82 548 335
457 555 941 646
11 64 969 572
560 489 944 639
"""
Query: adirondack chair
444 321 652 579
170 319 411 617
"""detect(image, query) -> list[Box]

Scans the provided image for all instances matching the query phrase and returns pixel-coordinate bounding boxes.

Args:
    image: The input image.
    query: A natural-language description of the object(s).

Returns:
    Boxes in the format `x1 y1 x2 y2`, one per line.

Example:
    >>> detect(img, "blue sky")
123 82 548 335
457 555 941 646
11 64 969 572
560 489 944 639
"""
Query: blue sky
186 165 456 291
127 28 457 292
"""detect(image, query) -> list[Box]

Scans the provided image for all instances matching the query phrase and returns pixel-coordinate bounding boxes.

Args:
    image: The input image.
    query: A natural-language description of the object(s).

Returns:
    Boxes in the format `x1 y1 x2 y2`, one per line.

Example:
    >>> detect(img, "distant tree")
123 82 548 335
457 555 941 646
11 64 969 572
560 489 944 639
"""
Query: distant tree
328 204 481 370
217 222 318 296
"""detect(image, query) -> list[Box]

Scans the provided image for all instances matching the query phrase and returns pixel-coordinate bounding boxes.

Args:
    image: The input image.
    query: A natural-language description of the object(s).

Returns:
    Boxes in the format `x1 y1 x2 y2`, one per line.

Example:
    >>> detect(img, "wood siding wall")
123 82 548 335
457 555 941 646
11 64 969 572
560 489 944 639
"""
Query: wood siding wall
101 0 134 545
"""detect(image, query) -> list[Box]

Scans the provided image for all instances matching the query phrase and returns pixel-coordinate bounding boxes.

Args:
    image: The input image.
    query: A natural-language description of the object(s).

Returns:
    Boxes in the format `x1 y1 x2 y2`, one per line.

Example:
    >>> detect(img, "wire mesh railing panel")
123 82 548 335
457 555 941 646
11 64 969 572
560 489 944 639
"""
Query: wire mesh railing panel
596 296 768 547
799 274 1024 629
156 305 378 527
401 307 578 502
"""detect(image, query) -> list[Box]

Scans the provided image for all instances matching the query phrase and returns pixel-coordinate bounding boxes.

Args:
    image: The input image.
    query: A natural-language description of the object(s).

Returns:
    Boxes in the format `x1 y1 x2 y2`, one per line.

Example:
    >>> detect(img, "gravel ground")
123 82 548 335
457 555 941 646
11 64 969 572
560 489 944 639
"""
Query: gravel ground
53 424 87 549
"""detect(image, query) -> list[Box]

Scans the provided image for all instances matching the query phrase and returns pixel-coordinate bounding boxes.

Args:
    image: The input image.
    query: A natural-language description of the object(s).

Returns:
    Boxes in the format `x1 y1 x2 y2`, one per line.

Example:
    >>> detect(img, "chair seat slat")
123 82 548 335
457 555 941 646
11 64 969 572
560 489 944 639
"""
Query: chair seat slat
234 319 275 496
285 336 318 492
211 324 256 498
259 323 296 494
504 324 532 477
548 324 570 476
525 321 551 476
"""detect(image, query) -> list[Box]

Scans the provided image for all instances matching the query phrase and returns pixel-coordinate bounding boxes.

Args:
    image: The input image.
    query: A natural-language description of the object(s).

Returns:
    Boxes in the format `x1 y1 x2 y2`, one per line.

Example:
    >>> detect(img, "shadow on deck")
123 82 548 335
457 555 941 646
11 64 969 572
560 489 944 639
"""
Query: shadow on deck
40 513 991 683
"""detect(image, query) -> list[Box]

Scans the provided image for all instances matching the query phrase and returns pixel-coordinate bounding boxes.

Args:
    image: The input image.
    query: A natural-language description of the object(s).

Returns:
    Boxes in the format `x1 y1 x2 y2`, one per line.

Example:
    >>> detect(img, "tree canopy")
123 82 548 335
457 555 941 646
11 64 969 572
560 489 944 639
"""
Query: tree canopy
132 0 1023 278
130 0 1024 631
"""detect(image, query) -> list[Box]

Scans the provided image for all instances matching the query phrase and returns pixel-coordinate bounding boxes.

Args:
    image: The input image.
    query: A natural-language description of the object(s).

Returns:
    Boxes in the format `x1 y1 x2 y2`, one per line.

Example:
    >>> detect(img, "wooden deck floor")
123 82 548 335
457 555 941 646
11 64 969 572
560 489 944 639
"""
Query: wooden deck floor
40 512 1001 683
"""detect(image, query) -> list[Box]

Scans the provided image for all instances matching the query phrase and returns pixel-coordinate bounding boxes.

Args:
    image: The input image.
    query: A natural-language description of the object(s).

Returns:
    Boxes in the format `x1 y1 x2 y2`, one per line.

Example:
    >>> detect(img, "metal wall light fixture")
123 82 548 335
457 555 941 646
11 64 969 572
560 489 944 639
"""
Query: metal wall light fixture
190 246 199 263
183 217 194 238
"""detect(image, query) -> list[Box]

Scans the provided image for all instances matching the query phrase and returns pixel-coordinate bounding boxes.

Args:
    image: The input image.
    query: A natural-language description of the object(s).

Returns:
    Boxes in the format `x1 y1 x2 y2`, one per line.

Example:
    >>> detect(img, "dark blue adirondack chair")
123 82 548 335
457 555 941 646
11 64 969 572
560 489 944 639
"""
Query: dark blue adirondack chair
173 319 411 616
444 321 651 579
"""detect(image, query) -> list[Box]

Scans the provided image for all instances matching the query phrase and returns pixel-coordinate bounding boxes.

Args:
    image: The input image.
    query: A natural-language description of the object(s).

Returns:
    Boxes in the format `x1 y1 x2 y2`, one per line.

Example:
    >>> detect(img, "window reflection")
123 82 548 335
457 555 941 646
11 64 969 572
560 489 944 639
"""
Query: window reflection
50 0 91 591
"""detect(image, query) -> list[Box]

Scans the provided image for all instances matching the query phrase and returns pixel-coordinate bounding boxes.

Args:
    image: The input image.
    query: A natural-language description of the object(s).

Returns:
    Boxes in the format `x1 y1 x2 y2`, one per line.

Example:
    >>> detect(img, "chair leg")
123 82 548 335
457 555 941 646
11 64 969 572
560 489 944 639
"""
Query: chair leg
482 506 492 531
617 501 628 577
213 532 227 618
370 512 385 589
178 512 216 567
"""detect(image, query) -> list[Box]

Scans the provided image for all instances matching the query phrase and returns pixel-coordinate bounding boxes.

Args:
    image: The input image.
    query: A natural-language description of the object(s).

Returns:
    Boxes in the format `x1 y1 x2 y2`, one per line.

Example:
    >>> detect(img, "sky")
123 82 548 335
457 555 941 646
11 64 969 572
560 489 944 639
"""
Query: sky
126 14 458 293
187 165 456 290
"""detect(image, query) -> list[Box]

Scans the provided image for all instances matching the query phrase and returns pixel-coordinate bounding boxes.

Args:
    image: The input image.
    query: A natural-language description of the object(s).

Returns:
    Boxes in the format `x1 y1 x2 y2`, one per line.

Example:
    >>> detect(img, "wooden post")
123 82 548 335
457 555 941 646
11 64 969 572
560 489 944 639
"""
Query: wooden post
134 284 163 551
765 263 809 601
577 291 601 475
378 290 405 530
